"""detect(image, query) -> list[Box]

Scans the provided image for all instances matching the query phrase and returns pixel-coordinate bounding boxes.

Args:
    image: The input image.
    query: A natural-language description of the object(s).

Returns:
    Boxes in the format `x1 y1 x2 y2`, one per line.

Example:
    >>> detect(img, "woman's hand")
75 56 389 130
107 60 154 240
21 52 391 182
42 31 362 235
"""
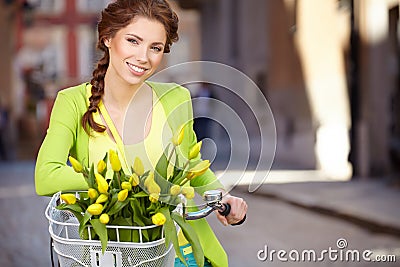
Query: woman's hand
215 192 248 226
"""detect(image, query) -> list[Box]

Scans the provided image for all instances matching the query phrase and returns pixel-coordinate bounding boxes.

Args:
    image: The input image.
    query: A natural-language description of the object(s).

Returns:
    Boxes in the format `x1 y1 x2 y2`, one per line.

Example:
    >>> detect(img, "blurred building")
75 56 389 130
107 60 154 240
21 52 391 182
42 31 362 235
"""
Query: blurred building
0 0 109 159
1 0 399 181
0 0 200 160
177 0 400 180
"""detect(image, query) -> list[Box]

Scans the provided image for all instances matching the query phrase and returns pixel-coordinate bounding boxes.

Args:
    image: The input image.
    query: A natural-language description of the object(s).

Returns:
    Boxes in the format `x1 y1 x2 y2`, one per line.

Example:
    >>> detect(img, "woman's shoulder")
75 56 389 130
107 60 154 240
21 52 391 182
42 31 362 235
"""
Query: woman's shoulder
58 83 88 98
55 83 89 108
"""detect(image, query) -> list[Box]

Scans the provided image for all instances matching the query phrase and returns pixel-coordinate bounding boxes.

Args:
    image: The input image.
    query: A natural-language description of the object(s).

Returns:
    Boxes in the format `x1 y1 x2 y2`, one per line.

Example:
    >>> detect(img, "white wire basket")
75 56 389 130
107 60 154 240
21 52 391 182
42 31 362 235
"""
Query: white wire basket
45 192 175 267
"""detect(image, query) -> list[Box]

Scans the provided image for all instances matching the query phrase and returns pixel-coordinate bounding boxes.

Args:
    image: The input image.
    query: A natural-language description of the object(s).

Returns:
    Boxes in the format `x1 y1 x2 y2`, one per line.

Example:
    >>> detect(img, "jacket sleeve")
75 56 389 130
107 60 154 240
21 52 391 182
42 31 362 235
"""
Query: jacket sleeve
35 91 88 196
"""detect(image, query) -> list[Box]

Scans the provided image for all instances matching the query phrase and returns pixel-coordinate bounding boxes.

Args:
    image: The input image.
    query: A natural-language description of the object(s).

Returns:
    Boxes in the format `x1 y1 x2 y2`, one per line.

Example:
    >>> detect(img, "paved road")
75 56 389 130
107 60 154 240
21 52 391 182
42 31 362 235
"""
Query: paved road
208 189 400 267
0 161 49 267
0 161 399 267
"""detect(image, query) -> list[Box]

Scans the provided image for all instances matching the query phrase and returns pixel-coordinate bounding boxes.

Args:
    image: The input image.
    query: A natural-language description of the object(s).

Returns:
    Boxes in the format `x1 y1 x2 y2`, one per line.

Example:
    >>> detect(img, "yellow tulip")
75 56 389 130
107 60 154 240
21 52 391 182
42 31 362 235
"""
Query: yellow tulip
88 188 98 200
95 194 108 204
149 193 159 203
133 157 144 176
87 203 103 215
172 125 185 146
121 181 132 191
147 181 161 195
118 189 128 202
97 159 106 174
151 212 166 226
60 193 76 205
130 173 140 187
144 171 154 188
170 185 181 196
68 156 83 173
187 160 211 180
182 186 195 199
189 141 202 160
109 149 121 172
99 213 110 224
95 173 109 194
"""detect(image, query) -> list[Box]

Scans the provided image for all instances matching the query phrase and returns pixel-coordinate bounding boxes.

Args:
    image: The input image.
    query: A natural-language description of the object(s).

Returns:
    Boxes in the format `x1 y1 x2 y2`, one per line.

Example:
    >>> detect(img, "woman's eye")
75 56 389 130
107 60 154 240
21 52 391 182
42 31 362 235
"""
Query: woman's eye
152 46 163 52
127 38 138 44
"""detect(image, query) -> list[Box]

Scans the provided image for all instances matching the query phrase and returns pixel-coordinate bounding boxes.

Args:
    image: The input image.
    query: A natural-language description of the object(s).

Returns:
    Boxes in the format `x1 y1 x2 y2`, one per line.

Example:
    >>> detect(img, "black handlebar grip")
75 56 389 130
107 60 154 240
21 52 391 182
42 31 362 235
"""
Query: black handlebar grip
218 203 247 226
219 203 231 216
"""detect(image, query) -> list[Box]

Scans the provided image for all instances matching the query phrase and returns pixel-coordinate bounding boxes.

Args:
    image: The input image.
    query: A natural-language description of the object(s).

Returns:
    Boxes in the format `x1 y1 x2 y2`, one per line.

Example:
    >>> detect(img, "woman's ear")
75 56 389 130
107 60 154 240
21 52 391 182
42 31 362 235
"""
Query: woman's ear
104 38 111 48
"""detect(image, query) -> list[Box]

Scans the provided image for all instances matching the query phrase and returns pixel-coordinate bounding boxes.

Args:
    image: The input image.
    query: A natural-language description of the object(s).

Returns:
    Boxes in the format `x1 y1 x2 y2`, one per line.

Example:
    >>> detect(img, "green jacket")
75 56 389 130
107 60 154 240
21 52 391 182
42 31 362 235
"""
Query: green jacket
35 81 228 267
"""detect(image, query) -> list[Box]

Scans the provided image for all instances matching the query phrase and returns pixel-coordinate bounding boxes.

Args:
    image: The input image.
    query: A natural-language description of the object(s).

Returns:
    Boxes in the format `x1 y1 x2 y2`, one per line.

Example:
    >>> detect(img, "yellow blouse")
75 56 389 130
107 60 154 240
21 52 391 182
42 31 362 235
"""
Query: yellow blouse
88 87 172 177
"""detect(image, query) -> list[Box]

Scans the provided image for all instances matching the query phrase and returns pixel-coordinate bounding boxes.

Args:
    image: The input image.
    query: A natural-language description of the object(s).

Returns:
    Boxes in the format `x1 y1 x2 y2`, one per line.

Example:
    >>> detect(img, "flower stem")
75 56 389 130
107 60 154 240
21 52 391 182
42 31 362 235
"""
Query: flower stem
180 178 188 186
182 160 190 171
116 172 121 189
167 145 175 163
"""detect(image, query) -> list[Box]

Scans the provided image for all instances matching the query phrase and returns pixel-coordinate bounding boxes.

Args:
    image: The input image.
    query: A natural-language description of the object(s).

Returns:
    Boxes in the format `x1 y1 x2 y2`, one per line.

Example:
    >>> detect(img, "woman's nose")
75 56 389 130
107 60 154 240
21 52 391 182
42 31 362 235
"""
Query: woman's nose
135 46 149 63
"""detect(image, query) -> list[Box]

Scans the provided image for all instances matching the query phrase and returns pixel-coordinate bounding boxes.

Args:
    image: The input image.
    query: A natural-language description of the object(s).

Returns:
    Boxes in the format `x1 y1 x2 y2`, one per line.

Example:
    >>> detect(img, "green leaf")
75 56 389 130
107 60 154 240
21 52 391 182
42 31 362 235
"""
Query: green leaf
56 203 83 222
172 151 182 178
56 203 81 213
130 199 145 226
170 169 184 185
133 191 149 198
130 199 152 243
79 211 92 237
171 212 204 267
154 172 170 195
149 225 162 241
159 208 186 265
107 199 129 216
110 217 132 242
112 172 119 189
90 219 108 254
155 144 170 179
88 164 95 188
80 226 96 240
100 152 108 176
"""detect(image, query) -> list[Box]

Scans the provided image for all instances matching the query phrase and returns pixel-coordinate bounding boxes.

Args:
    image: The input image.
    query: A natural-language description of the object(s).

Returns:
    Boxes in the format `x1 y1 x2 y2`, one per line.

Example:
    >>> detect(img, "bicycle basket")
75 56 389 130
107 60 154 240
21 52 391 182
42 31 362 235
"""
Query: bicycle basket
45 192 175 267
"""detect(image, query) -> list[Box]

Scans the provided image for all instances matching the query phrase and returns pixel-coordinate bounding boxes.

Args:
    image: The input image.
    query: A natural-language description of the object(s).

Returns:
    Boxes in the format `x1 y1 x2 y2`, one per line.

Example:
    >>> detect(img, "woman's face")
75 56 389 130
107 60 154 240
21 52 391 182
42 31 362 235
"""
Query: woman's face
105 16 167 87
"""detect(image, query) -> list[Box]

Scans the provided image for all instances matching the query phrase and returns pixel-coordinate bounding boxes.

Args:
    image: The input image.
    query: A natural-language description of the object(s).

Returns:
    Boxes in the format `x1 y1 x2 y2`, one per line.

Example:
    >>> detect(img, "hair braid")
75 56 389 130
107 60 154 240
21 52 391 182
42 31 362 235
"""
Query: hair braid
81 43 109 134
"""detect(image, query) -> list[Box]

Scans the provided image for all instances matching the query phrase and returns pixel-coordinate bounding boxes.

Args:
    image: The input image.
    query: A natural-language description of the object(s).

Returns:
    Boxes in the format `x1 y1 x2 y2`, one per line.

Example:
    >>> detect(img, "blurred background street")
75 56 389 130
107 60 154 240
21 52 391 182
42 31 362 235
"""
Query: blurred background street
1 0 400 266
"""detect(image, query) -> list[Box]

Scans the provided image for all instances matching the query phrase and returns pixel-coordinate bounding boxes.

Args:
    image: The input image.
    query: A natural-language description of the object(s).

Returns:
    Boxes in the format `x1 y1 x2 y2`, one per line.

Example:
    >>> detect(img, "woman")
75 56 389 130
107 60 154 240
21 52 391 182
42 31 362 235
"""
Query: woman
35 0 247 266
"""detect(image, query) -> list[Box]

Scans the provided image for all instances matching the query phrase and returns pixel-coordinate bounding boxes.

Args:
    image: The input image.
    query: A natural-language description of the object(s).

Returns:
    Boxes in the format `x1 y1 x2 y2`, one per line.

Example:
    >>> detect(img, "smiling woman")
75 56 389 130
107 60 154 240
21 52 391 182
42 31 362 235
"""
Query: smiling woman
34 1 247 267
104 17 166 85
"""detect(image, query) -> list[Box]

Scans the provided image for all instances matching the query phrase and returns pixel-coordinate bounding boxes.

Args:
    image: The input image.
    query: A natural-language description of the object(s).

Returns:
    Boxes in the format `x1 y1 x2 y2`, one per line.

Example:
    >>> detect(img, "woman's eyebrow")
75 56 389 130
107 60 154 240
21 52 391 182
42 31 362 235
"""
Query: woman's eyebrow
126 33 143 41
126 33 165 46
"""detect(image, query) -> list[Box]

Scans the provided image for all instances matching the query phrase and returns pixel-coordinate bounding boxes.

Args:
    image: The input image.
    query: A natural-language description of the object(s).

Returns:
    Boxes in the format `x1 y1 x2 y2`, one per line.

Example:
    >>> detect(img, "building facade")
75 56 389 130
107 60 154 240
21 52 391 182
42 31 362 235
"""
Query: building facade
177 0 400 179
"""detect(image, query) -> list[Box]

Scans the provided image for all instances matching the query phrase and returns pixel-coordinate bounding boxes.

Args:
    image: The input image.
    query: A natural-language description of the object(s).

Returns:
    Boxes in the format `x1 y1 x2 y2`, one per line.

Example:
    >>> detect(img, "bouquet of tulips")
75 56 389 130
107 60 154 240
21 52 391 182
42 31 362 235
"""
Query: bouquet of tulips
56 126 211 266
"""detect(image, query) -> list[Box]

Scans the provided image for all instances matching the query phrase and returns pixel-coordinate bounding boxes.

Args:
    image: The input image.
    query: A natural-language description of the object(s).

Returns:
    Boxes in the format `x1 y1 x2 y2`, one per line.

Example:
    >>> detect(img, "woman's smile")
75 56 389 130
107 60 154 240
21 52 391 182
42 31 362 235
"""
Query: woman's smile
126 62 148 76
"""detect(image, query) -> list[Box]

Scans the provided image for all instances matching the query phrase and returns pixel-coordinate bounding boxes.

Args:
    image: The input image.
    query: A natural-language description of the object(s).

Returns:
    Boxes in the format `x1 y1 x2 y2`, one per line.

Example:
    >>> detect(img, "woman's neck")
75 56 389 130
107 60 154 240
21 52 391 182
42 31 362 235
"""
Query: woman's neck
103 72 143 111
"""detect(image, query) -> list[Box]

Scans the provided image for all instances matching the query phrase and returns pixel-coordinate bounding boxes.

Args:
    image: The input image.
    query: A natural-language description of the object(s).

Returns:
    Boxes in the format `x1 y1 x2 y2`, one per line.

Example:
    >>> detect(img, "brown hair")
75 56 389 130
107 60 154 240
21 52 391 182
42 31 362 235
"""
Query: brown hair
82 0 179 134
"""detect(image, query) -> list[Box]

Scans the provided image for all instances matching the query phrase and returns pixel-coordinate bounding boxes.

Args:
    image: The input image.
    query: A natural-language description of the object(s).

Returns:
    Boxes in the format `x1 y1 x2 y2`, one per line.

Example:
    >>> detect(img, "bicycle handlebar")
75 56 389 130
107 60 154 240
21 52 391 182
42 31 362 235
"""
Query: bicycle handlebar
184 190 246 226
218 203 247 226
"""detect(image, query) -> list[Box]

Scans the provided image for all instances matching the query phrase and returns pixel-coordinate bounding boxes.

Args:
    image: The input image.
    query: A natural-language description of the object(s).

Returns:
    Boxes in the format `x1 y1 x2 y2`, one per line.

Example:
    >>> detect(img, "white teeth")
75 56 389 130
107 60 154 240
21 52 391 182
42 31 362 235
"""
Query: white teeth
128 63 145 73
